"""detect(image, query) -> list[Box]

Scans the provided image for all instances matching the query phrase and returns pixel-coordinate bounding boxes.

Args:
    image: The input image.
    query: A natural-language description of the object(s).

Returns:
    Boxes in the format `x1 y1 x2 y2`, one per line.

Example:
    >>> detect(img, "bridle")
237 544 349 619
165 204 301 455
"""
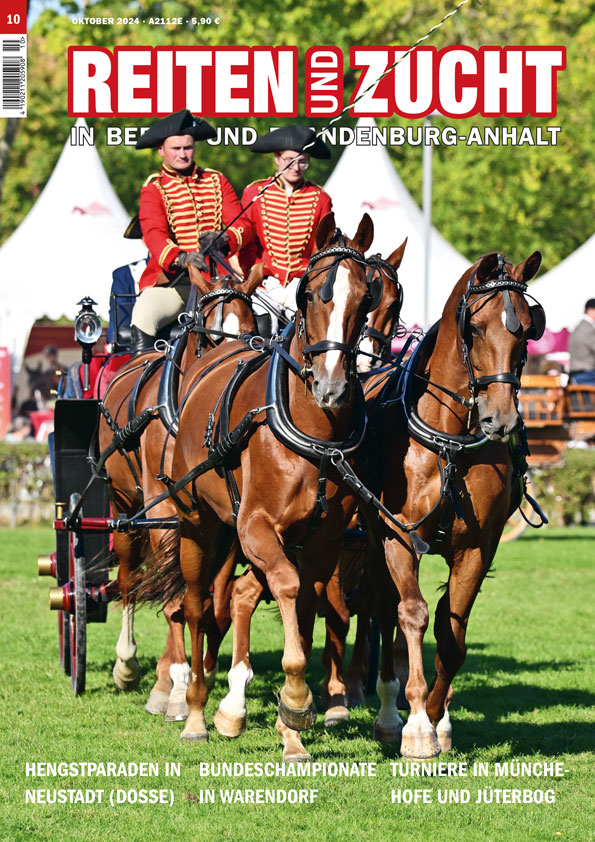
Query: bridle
295 231 385 378
194 282 256 347
454 253 545 410
360 254 403 362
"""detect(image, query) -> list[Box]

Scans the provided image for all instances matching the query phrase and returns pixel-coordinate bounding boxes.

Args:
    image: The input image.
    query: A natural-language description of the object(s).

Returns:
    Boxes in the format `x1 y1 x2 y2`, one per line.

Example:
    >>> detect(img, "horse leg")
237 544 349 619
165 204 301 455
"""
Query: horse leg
213 565 263 738
393 618 410 710
320 570 350 725
113 530 143 690
140 498 189 720
239 515 316 731
204 538 239 693
345 569 375 708
275 716 312 765
384 535 441 759
179 523 215 742
426 546 494 752
344 611 369 707
161 597 191 722
369 557 403 742
145 597 187 717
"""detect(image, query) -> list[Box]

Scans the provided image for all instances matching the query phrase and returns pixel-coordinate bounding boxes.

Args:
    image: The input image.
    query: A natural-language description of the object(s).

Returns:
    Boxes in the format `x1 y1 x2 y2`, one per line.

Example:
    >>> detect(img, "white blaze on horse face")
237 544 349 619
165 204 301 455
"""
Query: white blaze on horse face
357 335 375 372
324 265 351 378
222 312 240 339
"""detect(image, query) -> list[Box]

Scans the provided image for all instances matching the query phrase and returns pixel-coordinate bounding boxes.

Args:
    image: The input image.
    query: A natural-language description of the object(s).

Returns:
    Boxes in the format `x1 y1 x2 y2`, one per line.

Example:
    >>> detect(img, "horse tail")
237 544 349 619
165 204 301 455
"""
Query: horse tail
130 528 186 607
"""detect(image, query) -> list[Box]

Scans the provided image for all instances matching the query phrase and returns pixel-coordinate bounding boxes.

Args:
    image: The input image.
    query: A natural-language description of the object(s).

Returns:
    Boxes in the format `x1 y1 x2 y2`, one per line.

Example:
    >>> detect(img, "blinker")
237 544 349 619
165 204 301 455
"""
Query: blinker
502 289 522 336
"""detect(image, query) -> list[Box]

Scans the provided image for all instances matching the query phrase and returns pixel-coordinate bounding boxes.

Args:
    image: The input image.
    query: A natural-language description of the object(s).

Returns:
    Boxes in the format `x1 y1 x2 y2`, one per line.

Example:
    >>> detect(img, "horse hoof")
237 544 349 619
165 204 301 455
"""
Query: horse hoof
180 730 208 742
113 659 141 691
400 734 441 759
400 727 441 759
436 710 452 753
145 690 170 715
165 696 189 722
437 728 452 753
347 687 366 708
283 753 312 765
278 698 317 732
373 719 402 742
214 706 246 738
324 706 350 726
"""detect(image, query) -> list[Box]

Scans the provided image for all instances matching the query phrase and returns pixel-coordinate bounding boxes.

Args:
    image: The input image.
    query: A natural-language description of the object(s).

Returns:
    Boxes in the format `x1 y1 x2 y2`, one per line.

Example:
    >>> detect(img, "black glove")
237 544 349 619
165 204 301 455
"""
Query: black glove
175 251 208 272
199 230 230 256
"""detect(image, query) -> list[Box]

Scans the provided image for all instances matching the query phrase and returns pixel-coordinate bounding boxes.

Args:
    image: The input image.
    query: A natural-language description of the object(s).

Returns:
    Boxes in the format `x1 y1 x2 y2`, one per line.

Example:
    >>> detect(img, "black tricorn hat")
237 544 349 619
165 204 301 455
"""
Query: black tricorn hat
251 125 331 159
135 109 217 149
123 215 142 239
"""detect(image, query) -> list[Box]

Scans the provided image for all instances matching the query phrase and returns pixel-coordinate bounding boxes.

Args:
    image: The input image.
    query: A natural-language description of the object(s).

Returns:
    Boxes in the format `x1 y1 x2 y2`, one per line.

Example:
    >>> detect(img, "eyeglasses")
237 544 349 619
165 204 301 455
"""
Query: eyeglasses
279 155 310 170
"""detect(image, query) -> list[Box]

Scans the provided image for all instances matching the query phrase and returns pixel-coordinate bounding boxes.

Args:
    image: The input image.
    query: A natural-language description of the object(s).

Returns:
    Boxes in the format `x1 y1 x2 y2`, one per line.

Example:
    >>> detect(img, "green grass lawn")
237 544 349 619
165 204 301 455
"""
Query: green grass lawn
0 527 593 842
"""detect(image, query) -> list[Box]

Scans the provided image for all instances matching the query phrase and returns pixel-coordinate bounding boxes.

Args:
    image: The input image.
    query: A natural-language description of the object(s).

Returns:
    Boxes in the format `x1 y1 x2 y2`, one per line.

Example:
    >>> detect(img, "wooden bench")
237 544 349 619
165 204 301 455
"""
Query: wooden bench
518 375 565 427
565 384 595 443
565 384 595 417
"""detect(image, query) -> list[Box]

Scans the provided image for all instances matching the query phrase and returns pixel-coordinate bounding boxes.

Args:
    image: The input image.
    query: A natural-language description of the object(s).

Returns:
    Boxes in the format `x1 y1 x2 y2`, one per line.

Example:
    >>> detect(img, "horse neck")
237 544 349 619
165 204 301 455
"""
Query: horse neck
416 320 471 434
287 332 355 441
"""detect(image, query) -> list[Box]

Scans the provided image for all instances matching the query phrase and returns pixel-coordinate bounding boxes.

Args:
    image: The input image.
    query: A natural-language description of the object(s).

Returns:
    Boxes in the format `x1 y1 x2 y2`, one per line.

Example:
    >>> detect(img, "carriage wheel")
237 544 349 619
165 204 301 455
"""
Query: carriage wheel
59 610 71 675
68 494 87 695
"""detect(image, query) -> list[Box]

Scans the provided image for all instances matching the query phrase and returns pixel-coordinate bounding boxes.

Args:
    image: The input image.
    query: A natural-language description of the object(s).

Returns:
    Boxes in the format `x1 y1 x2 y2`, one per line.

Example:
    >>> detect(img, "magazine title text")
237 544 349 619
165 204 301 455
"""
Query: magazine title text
68 45 565 119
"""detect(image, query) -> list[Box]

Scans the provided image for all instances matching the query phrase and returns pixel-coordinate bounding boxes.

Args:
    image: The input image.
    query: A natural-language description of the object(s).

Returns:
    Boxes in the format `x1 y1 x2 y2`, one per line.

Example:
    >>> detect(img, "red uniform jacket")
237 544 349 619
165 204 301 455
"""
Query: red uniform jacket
238 177 332 285
138 163 252 290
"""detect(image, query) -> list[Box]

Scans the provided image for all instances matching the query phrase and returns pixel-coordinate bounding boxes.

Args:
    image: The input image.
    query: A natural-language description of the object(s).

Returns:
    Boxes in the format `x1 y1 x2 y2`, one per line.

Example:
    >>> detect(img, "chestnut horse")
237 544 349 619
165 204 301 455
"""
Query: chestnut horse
358 249 544 758
99 265 261 717
162 213 387 752
210 239 407 747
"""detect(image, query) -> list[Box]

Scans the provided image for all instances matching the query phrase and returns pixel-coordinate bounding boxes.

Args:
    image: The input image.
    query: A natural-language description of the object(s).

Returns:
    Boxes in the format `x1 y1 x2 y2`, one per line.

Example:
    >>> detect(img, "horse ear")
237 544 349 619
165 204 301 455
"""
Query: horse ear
514 251 542 283
242 261 267 296
352 212 374 253
387 237 407 270
187 263 212 294
315 212 336 249
474 252 499 283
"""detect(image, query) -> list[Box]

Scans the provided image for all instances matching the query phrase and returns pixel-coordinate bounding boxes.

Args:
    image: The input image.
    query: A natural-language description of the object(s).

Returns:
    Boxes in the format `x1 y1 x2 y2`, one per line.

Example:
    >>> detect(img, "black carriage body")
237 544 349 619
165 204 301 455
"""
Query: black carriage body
53 398 110 622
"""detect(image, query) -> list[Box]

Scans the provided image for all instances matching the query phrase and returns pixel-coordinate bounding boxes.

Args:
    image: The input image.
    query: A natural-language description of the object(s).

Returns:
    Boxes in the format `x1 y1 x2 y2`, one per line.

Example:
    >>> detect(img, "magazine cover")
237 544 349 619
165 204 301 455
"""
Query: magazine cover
1 1 593 841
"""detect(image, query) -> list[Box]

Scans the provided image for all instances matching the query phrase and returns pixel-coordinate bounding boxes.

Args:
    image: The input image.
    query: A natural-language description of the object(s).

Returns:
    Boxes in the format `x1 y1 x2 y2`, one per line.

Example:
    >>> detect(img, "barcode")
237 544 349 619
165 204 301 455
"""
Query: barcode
0 35 27 117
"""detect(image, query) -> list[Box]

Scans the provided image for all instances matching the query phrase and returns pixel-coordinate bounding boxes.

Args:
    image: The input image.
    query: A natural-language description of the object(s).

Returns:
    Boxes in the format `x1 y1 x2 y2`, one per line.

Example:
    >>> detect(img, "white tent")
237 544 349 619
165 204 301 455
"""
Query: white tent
324 117 469 327
0 118 145 371
527 232 595 332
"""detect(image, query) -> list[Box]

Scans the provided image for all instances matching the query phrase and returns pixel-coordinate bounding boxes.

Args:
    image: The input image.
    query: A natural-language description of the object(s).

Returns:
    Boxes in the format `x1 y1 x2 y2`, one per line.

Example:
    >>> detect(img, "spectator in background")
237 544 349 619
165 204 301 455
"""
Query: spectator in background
569 298 595 385
43 345 67 392
5 416 33 442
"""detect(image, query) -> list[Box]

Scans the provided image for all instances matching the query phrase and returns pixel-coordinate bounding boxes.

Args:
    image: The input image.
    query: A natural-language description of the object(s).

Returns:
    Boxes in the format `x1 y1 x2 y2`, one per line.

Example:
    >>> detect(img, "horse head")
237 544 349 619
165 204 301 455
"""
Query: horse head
296 212 375 409
356 238 407 372
188 263 261 343
451 250 543 440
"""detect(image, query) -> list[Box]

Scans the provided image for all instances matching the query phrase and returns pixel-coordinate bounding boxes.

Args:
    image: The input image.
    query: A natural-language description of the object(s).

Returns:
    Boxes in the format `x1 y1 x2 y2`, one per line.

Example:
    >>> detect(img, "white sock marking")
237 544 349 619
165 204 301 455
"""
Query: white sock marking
219 662 254 718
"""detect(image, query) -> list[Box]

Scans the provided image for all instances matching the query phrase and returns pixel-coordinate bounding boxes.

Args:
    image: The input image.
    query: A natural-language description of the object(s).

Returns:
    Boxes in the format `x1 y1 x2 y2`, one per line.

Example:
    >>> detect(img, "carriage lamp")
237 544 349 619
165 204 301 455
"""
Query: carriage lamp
74 297 102 392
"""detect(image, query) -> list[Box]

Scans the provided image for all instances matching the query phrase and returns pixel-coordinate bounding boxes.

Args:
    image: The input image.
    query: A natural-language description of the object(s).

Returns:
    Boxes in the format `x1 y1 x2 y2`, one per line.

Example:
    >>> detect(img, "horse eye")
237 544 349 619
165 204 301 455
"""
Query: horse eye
469 323 482 338
304 290 314 302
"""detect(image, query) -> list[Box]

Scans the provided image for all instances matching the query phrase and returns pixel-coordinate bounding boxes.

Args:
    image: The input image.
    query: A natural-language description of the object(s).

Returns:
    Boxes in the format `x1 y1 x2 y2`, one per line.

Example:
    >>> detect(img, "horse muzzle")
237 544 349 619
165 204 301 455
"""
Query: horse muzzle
312 375 350 410
478 407 521 441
